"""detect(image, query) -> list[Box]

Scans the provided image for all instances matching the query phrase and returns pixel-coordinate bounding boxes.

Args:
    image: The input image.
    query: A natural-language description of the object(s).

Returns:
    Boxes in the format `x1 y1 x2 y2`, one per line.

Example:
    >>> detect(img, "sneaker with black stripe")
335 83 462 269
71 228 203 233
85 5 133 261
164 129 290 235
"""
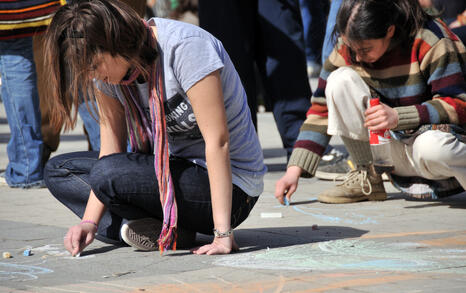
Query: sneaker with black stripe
315 148 354 181
120 218 196 251
315 148 389 181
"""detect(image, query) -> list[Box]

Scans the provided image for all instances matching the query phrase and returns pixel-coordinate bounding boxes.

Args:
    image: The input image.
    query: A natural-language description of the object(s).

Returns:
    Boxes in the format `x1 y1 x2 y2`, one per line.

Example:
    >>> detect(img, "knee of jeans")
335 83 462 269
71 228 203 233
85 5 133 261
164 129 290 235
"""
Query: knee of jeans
43 155 68 187
413 131 455 163
88 154 121 196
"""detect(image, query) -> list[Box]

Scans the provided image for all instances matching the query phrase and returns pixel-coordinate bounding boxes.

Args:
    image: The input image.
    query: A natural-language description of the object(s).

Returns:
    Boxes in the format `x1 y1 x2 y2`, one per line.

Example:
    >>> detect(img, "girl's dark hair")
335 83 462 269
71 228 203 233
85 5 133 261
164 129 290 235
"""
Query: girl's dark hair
44 0 157 131
334 0 433 46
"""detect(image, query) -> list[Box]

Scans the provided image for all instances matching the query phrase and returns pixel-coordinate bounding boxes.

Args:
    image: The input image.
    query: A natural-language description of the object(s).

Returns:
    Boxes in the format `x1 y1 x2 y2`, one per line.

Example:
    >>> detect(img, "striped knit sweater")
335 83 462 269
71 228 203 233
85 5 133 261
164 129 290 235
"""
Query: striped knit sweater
289 18 466 177
0 0 66 40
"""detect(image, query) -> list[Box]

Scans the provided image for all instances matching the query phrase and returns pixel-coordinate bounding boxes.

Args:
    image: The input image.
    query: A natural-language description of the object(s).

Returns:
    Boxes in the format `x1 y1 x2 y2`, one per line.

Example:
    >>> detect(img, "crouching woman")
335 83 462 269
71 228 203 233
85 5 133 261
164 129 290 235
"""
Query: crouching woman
43 0 266 256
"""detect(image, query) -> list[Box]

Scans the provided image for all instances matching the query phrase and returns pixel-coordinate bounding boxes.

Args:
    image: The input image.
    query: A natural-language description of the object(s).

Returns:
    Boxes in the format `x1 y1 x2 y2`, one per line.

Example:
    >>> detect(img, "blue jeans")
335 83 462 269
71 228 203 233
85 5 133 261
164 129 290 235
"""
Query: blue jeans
0 37 44 187
321 0 342 65
44 152 258 242
78 101 100 151
299 0 326 66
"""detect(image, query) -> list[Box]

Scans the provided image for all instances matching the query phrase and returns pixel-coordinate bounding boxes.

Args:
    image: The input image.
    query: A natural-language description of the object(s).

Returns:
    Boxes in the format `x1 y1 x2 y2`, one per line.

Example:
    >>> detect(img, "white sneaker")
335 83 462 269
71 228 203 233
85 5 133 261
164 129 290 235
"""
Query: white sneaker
120 218 196 251
120 218 162 251
0 172 8 187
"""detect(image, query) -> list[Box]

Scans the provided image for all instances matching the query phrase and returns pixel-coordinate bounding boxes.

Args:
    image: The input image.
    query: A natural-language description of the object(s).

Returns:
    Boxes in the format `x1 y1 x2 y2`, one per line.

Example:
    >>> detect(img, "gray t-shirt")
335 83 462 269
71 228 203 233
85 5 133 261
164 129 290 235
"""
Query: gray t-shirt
98 18 266 197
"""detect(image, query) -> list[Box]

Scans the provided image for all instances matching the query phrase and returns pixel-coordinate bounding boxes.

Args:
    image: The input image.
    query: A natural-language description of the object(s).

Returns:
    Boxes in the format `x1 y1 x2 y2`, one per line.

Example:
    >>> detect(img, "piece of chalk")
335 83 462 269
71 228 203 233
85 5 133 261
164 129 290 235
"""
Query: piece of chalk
260 212 283 218
23 249 32 256
283 197 290 206
3 252 12 258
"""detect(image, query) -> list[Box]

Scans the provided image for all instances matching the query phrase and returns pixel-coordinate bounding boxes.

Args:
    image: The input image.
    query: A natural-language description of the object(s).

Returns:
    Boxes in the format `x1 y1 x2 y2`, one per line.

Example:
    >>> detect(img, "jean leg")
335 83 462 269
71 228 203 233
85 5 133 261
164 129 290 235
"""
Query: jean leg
299 0 325 65
89 153 258 235
44 151 123 241
258 0 312 155
0 37 44 187
78 101 100 151
321 0 342 64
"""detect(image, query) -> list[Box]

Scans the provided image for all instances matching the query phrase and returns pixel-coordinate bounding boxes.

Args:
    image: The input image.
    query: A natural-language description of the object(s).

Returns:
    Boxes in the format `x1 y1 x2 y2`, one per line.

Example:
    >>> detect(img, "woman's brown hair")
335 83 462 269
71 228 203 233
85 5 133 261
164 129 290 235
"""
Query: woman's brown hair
44 0 157 131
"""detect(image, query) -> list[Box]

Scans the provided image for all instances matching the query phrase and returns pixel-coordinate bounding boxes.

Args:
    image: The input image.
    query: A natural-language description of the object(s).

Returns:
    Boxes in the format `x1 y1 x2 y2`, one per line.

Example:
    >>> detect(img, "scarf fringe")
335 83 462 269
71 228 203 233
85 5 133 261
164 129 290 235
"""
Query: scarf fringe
158 225 177 254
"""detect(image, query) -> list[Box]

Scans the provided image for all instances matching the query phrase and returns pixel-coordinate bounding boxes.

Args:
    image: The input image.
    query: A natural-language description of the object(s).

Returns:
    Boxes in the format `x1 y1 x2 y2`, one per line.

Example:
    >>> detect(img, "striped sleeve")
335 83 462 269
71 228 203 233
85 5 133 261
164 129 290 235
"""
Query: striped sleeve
394 34 466 130
0 0 65 39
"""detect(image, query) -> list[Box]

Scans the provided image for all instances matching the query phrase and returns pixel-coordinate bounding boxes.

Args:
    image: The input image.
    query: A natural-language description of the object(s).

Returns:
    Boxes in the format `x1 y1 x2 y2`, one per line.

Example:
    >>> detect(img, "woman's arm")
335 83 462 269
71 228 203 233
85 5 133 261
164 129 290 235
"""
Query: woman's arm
185 70 236 255
64 90 127 256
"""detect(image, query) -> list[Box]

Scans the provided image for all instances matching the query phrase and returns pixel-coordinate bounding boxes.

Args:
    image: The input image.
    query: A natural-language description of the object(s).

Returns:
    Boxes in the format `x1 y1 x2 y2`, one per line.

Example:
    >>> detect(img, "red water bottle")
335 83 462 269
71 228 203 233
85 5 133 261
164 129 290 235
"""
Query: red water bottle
369 98 394 174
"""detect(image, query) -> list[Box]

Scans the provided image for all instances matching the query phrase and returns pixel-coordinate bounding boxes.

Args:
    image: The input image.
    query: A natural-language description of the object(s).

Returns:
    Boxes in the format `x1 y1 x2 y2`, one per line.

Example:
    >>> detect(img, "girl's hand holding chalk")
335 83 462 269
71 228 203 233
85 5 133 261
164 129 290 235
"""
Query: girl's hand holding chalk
274 166 301 205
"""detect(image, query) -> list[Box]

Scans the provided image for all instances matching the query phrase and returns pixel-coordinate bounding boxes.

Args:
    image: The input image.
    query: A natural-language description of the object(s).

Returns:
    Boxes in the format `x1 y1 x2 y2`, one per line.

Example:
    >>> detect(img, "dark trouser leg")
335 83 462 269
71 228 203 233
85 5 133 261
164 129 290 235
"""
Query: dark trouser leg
90 153 257 235
45 152 258 240
198 0 259 128
258 0 312 156
44 152 122 242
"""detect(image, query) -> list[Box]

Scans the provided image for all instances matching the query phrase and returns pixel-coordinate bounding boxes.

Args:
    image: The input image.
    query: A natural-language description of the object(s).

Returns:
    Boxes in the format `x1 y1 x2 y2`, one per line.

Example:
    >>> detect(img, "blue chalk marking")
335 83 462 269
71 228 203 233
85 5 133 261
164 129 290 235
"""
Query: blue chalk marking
0 263 53 281
293 206 341 222
283 197 290 206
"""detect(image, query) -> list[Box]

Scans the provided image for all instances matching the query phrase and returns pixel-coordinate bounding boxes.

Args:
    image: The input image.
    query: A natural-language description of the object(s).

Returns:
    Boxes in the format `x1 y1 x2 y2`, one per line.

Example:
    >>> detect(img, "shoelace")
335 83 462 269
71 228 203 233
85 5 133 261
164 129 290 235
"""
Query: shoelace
335 169 373 196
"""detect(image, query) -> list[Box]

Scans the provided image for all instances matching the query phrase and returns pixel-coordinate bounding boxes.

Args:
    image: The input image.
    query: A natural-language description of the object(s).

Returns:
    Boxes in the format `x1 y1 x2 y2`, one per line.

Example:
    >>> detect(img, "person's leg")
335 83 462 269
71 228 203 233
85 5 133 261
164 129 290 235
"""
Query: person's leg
78 100 100 151
411 130 466 189
44 151 122 243
321 0 342 65
258 0 312 157
299 0 325 77
318 67 386 203
0 37 44 188
198 0 259 127
89 154 257 235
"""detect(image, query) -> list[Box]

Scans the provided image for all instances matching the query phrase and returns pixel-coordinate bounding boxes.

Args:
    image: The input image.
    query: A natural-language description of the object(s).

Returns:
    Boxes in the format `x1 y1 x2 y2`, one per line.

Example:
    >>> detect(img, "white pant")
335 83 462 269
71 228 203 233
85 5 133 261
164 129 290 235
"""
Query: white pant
325 67 466 188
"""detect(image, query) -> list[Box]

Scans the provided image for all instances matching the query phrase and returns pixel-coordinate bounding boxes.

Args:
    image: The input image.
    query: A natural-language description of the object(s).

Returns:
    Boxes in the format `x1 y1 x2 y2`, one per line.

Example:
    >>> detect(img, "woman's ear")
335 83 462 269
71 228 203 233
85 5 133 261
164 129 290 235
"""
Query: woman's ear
386 25 395 39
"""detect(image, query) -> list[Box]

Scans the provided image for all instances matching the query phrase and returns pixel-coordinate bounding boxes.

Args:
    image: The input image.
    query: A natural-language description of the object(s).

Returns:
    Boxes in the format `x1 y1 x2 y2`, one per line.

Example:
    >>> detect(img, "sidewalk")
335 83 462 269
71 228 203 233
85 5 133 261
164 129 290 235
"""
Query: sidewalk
1 103 466 292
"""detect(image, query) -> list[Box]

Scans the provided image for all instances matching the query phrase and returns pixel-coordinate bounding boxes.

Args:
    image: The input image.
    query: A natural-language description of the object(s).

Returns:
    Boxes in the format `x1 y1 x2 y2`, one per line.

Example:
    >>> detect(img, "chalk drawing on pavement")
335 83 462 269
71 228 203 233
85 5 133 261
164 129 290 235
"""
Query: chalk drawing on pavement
214 237 466 272
0 263 53 282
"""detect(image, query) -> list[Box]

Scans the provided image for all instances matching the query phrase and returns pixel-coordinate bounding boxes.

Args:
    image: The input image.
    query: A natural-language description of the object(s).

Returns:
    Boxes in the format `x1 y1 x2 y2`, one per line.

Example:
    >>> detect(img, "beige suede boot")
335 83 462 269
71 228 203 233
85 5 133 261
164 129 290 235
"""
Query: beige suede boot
317 165 386 204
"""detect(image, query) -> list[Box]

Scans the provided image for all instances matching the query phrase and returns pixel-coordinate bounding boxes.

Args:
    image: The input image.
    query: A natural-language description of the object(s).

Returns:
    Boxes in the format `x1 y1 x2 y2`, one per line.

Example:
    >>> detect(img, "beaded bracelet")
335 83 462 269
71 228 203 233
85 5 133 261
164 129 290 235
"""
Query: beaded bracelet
80 220 98 229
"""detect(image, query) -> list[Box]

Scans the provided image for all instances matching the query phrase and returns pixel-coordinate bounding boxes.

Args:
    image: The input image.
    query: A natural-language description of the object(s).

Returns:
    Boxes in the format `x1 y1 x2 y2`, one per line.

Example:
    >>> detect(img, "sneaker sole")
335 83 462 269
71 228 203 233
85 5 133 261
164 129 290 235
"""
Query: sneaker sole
121 218 197 251
121 218 162 251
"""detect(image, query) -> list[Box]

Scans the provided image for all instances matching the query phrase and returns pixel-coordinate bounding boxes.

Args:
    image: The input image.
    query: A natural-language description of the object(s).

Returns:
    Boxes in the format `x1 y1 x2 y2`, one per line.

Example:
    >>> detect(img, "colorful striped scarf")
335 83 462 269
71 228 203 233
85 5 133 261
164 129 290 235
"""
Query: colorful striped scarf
119 23 177 253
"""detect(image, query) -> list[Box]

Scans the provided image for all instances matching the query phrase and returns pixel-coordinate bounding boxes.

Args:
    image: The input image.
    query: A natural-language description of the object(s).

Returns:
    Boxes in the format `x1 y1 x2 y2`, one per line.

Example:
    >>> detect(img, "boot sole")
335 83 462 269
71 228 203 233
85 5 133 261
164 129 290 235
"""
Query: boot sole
318 192 387 204
315 171 390 181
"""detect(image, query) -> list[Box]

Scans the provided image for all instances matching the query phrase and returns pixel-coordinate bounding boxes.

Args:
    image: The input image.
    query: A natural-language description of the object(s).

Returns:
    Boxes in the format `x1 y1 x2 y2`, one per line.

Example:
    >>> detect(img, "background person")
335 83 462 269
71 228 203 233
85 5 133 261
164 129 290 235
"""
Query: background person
275 0 466 204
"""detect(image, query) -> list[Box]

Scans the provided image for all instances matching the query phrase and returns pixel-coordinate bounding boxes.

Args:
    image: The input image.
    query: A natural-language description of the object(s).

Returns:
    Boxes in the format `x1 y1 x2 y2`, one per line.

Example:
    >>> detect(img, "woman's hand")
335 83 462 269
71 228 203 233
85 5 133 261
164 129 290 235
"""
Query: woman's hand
192 235 239 255
364 102 398 130
64 222 97 257
274 166 302 205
